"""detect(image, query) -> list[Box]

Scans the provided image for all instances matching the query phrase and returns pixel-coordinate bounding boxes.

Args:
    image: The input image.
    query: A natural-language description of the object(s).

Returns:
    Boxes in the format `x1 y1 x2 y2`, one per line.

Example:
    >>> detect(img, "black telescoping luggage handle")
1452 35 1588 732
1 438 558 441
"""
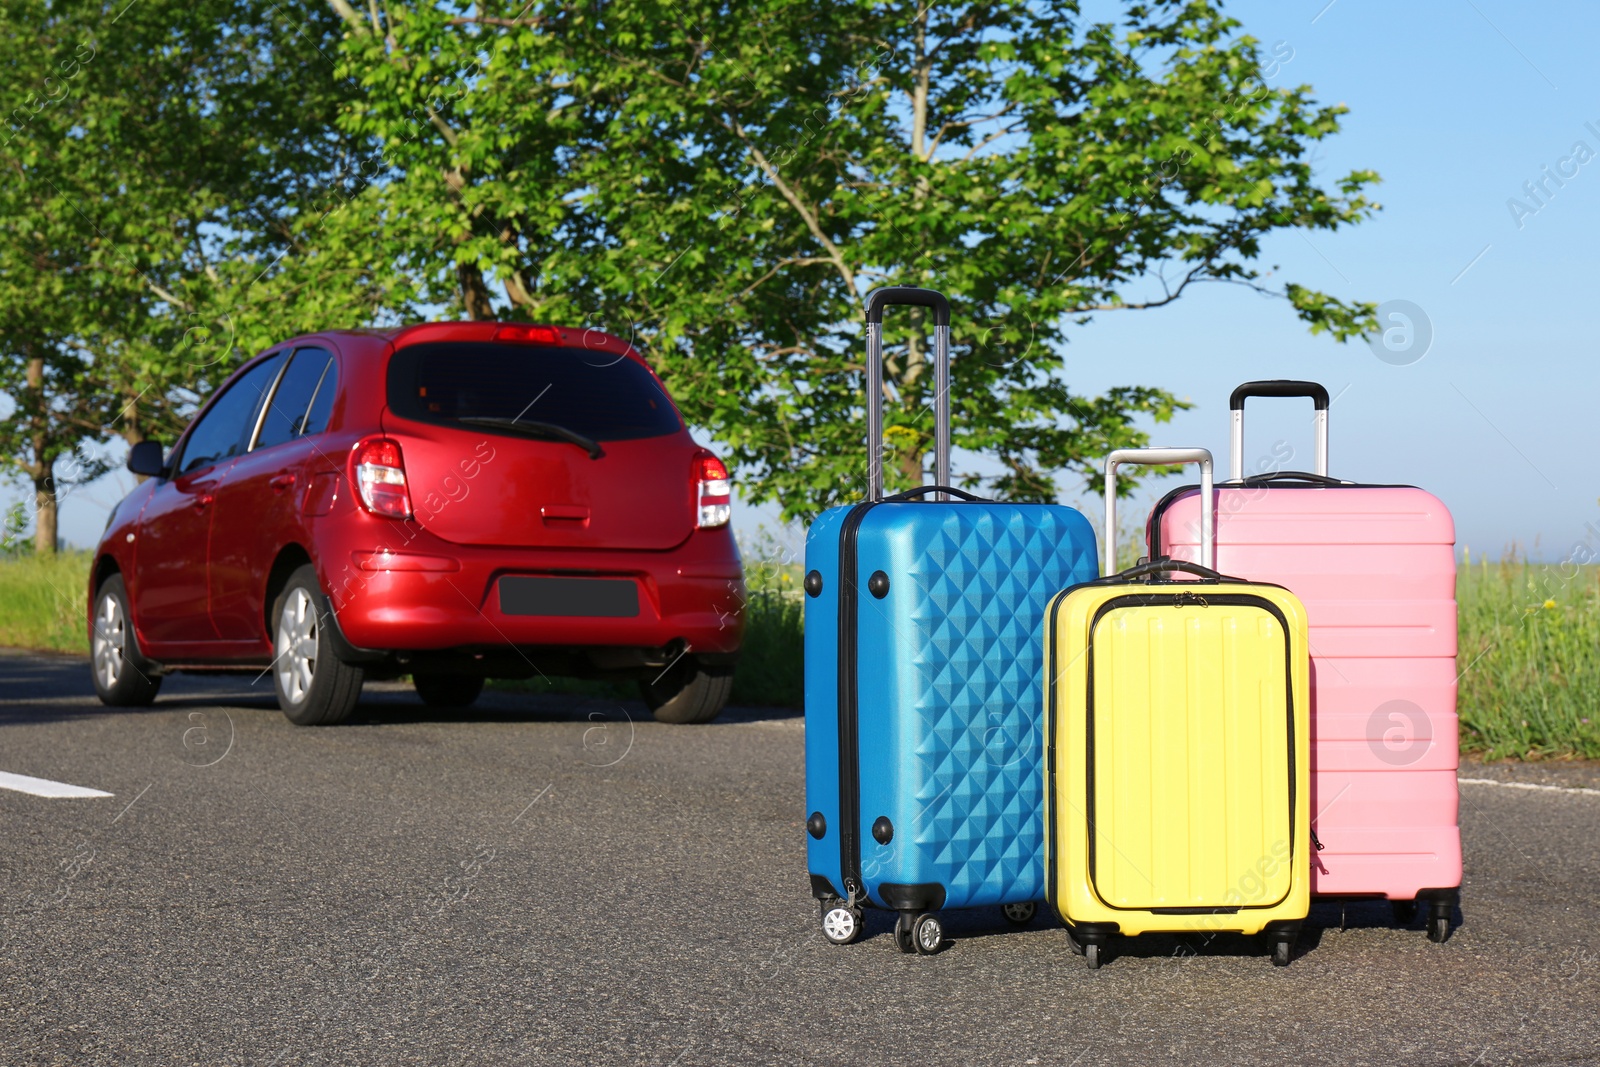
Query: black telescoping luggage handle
865 286 951 327
1229 379 1329 481
1229 380 1329 410
863 286 951 501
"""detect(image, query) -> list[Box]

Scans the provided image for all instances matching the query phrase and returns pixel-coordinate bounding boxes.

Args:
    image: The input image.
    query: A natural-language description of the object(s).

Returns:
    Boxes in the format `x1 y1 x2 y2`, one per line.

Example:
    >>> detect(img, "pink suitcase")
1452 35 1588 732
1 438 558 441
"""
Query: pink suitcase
1146 381 1460 942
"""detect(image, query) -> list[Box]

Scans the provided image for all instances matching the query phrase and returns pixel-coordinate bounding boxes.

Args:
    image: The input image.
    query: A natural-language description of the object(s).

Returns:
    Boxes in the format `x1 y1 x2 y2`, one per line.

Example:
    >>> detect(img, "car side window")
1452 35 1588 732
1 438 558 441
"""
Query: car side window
299 350 338 437
254 348 335 451
176 355 286 476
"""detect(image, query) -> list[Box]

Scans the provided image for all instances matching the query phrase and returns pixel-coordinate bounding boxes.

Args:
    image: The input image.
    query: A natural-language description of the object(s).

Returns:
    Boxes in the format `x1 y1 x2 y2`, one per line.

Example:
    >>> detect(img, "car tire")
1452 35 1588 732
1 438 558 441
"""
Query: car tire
271 565 364 726
413 672 485 708
638 657 733 724
89 574 162 707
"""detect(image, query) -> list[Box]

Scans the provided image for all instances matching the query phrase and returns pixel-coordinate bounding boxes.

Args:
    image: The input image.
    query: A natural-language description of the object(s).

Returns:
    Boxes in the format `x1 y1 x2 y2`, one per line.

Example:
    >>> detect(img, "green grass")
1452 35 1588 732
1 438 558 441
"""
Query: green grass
1456 557 1600 761
0 550 90 654
5 549 1596 756
725 589 803 708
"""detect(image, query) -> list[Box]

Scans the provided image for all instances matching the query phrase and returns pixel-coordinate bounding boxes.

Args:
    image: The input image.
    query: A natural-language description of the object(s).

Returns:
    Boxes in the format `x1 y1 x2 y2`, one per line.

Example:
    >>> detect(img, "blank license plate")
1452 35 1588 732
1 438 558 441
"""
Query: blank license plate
498 576 639 618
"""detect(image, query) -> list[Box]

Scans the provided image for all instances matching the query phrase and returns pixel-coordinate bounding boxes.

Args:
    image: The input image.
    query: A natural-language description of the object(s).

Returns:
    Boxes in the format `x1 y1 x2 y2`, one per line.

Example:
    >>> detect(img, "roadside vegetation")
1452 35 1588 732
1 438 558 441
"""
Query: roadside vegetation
0 548 87 654
4 546 1595 758
1456 554 1600 760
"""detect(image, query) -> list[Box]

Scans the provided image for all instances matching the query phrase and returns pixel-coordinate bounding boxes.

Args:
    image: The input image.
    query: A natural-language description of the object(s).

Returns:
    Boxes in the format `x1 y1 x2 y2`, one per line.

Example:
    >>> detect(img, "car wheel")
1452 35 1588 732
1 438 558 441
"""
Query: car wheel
272 565 364 725
89 575 162 707
638 656 734 724
413 672 484 708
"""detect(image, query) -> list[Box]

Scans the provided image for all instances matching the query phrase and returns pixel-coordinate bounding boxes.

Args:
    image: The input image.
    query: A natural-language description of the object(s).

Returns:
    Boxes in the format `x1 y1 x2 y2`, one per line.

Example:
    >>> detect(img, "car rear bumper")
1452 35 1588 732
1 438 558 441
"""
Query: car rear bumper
317 520 746 659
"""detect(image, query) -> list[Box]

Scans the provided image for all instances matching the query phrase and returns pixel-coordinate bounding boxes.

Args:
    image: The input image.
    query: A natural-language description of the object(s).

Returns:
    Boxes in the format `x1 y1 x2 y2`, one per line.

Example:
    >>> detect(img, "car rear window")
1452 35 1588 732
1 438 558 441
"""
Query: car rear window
386 341 683 441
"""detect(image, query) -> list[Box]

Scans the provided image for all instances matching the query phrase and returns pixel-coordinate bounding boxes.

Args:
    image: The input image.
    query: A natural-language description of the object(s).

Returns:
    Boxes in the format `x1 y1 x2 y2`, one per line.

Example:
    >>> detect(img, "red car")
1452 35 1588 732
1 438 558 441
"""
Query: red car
87 322 745 725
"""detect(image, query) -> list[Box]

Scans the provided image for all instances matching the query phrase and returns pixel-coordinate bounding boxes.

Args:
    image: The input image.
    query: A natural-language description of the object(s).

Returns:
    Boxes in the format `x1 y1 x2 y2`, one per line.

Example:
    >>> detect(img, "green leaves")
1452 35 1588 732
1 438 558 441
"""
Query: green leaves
0 0 1382 542
530 0 1379 519
0 0 370 547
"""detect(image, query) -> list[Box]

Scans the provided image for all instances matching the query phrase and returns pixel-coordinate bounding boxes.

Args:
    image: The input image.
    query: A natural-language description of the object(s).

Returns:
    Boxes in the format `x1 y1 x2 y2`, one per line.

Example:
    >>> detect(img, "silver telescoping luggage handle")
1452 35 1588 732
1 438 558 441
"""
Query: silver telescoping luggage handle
1229 380 1329 481
864 286 951 502
1104 447 1213 577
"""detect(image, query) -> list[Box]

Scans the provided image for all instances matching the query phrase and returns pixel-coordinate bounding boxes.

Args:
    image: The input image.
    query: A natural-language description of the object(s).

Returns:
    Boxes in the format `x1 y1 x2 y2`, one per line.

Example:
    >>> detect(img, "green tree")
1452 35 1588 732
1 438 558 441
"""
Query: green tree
327 0 1378 520
0 15 121 553
0 0 373 551
321 0 599 322
570 0 1379 515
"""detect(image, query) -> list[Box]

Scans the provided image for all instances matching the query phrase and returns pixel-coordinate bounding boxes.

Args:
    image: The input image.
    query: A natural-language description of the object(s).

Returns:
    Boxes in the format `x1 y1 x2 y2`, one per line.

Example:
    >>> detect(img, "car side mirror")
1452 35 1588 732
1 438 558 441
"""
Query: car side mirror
127 440 166 478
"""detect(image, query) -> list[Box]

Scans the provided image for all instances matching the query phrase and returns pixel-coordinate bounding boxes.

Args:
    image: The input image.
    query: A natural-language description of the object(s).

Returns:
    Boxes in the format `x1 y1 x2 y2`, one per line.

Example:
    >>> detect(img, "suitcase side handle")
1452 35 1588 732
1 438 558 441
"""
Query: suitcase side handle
863 287 951 500
1236 470 1349 488
1229 379 1329 481
881 485 987 503
1104 447 1213 577
1110 559 1228 583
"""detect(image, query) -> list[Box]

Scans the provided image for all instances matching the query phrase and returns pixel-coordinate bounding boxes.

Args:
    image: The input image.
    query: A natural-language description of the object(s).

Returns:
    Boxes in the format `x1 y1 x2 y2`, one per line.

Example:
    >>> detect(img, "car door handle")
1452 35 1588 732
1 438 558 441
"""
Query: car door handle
269 473 297 493
541 505 590 523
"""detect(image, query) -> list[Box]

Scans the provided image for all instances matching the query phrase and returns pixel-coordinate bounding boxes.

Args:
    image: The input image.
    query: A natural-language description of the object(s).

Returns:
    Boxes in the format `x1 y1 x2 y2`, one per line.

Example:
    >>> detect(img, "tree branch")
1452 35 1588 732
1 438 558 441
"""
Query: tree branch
1065 262 1220 313
328 0 367 34
736 256 832 299
927 100 1016 158
959 119 1024 162
143 280 194 312
729 121 859 305
446 16 547 28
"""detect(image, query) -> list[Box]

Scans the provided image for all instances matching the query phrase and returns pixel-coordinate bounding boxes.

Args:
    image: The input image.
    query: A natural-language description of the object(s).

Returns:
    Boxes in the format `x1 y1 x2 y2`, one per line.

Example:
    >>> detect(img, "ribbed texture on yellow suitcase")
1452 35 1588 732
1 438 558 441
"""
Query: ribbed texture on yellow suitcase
1091 610 1293 909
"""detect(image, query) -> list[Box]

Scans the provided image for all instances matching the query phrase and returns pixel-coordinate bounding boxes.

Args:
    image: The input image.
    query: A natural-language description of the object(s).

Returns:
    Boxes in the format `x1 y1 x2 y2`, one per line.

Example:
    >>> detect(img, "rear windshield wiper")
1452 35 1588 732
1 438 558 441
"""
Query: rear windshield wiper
455 417 605 459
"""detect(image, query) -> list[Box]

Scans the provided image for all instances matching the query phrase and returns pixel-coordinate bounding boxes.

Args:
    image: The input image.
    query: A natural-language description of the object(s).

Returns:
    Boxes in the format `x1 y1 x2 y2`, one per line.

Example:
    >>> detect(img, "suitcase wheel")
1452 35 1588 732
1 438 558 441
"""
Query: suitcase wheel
820 901 863 946
1419 890 1456 943
1271 940 1292 967
1001 902 1037 926
893 912 915 954
912 913 944 956
1069 926 1110 969
894 911 944 955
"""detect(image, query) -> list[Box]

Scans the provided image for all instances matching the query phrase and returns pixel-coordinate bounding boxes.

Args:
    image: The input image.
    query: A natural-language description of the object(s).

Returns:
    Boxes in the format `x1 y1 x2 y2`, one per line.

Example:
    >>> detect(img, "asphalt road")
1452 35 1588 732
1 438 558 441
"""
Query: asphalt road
1 649 1597 1067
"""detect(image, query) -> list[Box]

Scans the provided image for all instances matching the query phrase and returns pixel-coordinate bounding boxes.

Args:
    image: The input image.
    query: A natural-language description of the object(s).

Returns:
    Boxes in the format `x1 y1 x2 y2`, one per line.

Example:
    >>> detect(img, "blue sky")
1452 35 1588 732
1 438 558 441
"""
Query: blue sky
747 0 1600 564
15 0 1599 564
1063 0 1600 565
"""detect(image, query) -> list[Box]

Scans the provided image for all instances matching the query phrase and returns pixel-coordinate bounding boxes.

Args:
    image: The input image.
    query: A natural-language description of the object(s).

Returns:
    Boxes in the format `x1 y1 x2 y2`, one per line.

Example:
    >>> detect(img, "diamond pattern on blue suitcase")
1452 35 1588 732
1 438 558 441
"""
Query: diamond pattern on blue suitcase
904 506 1093 908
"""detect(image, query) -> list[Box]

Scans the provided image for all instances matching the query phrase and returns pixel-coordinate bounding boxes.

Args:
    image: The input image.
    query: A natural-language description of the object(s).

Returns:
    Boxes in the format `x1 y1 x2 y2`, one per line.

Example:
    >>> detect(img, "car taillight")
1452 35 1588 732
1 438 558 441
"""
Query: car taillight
492 324 560 345
694 454 731 528
354 438 412 518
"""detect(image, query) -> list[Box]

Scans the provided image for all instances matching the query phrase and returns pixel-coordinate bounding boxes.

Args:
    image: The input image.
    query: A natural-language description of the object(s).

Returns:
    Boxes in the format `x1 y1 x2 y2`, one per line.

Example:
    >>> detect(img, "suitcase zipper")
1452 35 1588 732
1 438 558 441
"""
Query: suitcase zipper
1044 586 1073 911
836 500 879 896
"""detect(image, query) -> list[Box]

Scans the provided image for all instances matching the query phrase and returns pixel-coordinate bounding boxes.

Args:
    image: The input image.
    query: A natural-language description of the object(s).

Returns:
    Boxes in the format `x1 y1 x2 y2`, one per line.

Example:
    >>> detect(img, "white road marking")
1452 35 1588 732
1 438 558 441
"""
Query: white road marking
1459 777 1600 798
0 770 114 799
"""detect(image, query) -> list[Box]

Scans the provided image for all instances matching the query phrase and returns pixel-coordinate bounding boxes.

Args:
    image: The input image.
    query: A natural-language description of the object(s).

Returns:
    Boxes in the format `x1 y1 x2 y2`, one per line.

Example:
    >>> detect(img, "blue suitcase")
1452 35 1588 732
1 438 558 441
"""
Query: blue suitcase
803 287 1099 954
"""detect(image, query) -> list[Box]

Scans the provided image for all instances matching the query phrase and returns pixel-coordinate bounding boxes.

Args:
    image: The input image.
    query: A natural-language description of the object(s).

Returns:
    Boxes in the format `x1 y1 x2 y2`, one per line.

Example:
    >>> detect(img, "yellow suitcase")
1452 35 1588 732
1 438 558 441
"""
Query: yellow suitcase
1044 449 1311 969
